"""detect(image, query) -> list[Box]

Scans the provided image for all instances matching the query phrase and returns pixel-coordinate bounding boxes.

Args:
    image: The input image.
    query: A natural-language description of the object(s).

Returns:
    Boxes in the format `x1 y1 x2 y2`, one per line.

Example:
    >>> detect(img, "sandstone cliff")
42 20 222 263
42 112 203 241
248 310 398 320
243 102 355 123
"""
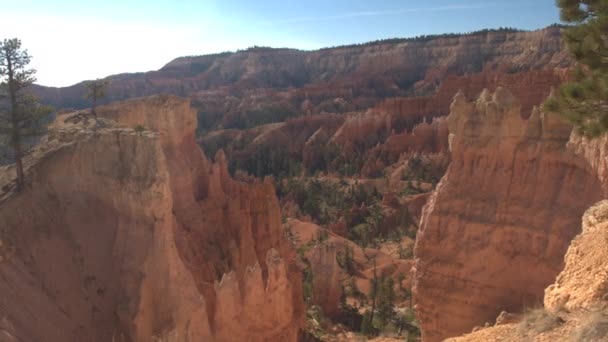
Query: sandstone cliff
0 95 304 341
34 27 567 114
446 200 608 342
413 88 605 341
544 199 608 314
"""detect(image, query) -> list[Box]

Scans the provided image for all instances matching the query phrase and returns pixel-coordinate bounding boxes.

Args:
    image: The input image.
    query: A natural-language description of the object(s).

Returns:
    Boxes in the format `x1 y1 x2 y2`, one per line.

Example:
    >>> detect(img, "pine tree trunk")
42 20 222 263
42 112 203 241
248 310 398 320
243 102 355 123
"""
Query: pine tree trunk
10 97 24 190
13 141 24 190
92 96 97 119
369 257 377 325
6 53 25 190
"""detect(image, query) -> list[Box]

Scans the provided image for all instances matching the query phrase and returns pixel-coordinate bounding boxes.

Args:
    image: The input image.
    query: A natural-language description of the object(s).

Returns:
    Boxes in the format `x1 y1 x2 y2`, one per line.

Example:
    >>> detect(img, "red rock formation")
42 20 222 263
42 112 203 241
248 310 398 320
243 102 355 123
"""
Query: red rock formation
404 193 431 225
360 157 386 178
544 200 608 313
568 133 608 195
313 69 564 172
307 243 345 320
446 200 608 342
382 118 450 159
413 89 604 341
436 70 567 117
0 95 304 341
34 27 568 113
328 219 348 237
288 220 412 319
373 69 566 133
199 66 565 182
330 110 390 152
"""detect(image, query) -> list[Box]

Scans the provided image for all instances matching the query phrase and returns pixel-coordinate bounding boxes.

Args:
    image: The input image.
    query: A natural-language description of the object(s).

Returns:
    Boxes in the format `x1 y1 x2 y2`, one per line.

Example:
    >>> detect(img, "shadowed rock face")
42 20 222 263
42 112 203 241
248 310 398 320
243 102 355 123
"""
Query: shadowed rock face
413 89 605 341
0 95 304 342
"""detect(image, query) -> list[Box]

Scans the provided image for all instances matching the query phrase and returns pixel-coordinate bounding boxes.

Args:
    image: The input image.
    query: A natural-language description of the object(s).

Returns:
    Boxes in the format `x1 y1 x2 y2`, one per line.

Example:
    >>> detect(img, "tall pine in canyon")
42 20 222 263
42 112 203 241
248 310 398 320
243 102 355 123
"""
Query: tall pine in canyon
546 0 608 137
0 38 51 190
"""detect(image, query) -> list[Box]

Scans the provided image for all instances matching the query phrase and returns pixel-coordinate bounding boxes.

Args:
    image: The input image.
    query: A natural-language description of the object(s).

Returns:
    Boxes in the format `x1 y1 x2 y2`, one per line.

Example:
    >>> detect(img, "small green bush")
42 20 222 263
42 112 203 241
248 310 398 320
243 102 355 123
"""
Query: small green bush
133 124 145 136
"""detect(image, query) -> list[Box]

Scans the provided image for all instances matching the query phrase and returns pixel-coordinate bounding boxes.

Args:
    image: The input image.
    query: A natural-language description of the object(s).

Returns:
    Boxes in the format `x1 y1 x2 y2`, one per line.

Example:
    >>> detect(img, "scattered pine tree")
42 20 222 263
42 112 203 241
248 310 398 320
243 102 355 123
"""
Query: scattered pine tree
0 38 52 190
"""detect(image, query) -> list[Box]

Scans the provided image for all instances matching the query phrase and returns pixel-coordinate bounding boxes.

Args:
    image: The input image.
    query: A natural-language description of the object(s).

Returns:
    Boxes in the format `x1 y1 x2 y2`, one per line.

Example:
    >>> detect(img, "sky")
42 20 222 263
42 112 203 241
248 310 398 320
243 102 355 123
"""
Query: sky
0 0 561 87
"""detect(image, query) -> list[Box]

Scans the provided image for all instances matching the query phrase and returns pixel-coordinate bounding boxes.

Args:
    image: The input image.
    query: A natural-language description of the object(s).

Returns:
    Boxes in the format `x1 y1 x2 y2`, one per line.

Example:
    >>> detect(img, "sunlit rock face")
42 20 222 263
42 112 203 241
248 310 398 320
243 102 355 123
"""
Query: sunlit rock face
33 27 568 111
544 200 608 313
442 200 608 342
412 88 605 341
0 95 304 342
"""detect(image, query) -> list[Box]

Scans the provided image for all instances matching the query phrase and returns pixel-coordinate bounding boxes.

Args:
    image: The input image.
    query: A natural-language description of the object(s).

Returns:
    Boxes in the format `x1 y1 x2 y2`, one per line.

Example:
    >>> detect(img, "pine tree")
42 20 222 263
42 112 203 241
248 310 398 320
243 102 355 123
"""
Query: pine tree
338 287 360 330
337 246 356 275
545 1 608 137
398 244 406 259
376 276 395 328
345 246 355 275
84 78 108 120
369 256 378 326
360 310 375 335
0 38 51 191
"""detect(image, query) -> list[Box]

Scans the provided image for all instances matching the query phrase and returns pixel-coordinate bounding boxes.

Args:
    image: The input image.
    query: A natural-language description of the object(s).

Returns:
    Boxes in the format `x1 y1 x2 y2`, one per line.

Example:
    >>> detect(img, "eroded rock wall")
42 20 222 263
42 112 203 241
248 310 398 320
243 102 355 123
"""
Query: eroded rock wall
445 200 608 342
544 201 608 313
34 28 568 111
413 89 604 341
0 95 304 342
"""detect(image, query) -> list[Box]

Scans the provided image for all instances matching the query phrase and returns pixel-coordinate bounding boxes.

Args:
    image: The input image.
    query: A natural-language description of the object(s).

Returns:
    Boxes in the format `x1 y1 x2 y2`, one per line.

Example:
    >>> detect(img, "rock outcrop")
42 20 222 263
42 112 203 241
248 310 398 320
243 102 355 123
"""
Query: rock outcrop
544 200 608 313
413 88 605 341
307 243 345 320
371 69 565 135
446 200 608 342
568 133 608 195
381 118 449 158
0 95 304 341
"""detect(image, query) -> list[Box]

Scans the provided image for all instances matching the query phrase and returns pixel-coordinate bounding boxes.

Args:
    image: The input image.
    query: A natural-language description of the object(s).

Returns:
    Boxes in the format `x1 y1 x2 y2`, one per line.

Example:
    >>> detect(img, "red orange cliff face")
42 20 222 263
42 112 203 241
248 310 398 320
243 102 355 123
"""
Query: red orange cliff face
445 200 608 342
33 27 568 116
412 88 607 341
0 95 304 342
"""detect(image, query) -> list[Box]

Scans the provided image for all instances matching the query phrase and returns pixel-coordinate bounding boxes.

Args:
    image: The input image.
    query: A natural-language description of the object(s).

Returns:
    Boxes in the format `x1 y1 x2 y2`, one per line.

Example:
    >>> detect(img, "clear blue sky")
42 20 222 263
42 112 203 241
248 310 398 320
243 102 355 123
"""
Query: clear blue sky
1 0 561 87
